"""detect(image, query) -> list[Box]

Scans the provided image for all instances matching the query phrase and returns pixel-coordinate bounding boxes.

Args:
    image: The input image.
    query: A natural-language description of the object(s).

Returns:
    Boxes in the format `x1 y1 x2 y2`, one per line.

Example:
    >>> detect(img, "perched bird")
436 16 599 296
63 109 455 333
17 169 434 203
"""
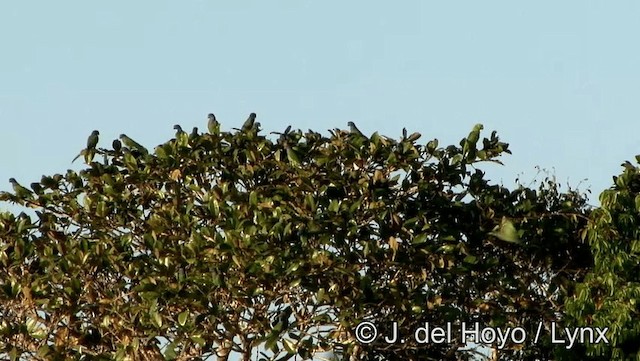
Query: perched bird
119 134 149 155
347 121 364 136
173 124 189 146
9 178 32 199
112 139 122 153
284 143 301 165
87 130 100 150
271 125 293 144
72 130 100 163
174 124 185 136
190 127 199 141
41 175 61 189
207 113 219 134
241 113 257 132
30 182 43 195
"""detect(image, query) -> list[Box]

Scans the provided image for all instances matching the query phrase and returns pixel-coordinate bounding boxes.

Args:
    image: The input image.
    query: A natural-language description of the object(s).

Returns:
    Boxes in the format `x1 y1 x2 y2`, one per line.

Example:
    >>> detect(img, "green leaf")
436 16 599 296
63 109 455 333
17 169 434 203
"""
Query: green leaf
328 200 340 213
412 233 428 244
489 217 521 244
151 311 163 328
178 311 189 327
190 335 206 346
249 191 258 206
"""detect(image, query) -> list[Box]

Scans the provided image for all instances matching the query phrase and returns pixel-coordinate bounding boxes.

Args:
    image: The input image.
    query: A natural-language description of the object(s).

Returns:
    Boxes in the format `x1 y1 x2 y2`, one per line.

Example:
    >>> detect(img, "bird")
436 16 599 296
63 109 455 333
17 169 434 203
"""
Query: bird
241 113 257 132
40 175 61 190
174 124 185 136
284 143 301 165
112 139 122 153
173 124 190 147
72 130 100 163
347 121 364 136
9 178 32 199
190 127 199 141
271 125 292 136
207 113 219 134
87 130 100 150
271 125 293 144
30 182 43 195
119 134 148 155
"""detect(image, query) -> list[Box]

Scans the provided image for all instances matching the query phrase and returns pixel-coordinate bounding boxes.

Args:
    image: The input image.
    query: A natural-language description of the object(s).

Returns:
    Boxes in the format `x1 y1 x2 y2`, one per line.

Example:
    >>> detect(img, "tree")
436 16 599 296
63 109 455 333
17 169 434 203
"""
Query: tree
1 116 593 360
564 158 640 360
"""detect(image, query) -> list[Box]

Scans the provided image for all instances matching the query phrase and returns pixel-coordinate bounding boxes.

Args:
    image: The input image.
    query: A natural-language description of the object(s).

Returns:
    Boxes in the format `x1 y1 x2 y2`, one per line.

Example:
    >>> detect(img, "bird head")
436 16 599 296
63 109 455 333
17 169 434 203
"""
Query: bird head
92 130 100 136
9 178 17 184
208 113 216 120
119 134 127 139
174 125 183 131
249 113 257 120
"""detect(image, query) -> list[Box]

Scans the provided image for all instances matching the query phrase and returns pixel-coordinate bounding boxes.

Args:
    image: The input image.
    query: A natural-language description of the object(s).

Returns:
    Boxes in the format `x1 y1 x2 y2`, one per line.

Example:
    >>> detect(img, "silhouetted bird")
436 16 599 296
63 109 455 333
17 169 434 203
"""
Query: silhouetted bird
241 113 257 131
112 139 122 152
347 121 364 136
73 130 100 163
207 113 219 134
119 134 148 155
9 178 32 198
87 130 100 150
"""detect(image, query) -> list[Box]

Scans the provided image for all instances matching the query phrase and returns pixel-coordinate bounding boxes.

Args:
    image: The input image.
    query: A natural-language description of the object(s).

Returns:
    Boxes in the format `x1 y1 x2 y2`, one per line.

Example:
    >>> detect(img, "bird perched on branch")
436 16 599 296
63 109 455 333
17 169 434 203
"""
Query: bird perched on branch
174 124 186 137
241 113 257 132
271 125 293 144
347 121 364 136
190 127 199 142
119 134 148 156
87 130 100 149
30 182 43 195
9 178 32 199
207 113 219 134
73 130 100 163
112 139 122 153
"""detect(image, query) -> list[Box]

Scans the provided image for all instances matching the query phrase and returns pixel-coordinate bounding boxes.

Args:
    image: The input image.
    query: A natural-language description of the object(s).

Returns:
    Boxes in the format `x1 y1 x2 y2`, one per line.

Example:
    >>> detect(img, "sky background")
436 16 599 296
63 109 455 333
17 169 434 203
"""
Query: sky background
2 2 640 206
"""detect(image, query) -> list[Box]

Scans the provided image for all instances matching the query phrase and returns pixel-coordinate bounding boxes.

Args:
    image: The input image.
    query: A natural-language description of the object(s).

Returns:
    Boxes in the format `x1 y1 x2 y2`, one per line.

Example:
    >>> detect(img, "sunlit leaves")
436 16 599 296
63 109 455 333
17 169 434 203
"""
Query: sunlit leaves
0 120 594 360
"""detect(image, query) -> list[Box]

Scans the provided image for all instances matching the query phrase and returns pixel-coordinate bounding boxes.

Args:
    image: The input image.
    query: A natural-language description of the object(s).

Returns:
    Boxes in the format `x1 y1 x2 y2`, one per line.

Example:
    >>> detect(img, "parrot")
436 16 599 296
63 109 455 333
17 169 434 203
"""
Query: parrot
9 178 32 199
207 113 219 134
119 134 149 156
112 139 122 153
347 121 364 136
241 113 257 132
72 130 100 163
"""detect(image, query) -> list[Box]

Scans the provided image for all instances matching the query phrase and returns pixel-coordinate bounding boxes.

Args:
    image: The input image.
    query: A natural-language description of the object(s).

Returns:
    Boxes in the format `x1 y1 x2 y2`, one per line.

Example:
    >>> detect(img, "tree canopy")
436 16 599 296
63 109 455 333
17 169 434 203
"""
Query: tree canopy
0 115 635 360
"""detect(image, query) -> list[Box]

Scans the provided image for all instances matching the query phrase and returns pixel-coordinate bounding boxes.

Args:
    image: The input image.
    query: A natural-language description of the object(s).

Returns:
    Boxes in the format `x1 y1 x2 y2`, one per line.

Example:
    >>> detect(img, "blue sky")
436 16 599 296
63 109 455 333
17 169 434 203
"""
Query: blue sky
2 1 640 205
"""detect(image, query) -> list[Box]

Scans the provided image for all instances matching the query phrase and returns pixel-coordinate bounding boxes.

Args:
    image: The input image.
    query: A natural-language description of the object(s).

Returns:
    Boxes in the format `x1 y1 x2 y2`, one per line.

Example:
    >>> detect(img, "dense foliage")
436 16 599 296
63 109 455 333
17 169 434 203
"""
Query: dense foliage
0 115 616 360
565 158 640 360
